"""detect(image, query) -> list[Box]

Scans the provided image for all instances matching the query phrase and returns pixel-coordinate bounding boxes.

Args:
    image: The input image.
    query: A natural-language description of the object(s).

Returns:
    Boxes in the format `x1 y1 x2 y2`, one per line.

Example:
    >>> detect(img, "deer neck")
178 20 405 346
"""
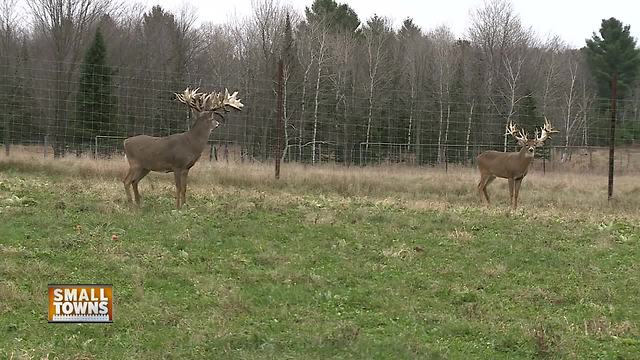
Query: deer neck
186 117 215 149
517 146 534 167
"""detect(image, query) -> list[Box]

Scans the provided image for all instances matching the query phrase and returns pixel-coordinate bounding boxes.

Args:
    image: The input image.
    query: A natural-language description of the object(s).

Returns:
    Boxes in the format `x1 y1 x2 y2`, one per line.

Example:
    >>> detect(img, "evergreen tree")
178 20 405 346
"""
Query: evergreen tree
518 91 539 130
585 18 640 98
585 17 640 199
305 0 360 33
75 28 116 155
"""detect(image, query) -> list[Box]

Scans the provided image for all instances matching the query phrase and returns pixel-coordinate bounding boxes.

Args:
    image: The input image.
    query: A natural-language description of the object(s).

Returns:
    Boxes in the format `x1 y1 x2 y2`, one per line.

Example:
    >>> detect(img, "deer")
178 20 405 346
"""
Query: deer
123 88 244 209
477 117 558 209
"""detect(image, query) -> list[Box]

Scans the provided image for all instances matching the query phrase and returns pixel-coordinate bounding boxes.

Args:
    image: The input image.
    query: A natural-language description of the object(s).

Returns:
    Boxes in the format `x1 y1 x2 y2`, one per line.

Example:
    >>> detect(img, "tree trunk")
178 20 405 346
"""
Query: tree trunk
311 34 325 165
407 83 414 150
415 110 422 165
443 103 451 164
465 100 475 163
275 60 283 179
437 90 444 164
280 66 289 164
365 75 374 162
608 73 617 200
299 60 312 162
581 82 589 147
311 64 321 164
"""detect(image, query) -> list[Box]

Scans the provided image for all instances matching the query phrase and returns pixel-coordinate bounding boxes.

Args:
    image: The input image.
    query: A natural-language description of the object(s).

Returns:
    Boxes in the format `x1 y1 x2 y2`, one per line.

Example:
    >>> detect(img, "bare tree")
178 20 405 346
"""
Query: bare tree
468 0 536 149
0 0 21 155
295 22 316 162
362 15 392 160
329 30 358 164
562 52 580 157
500 53 528 150
27 0 114 157
397 19 424 152
537 36 564 115
430 25 455 163
310 24 329 164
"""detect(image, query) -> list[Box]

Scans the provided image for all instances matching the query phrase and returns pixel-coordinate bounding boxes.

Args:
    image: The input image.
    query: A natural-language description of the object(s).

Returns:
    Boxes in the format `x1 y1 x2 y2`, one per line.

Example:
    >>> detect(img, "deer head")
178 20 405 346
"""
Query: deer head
505 117 558 157
175 87 244 126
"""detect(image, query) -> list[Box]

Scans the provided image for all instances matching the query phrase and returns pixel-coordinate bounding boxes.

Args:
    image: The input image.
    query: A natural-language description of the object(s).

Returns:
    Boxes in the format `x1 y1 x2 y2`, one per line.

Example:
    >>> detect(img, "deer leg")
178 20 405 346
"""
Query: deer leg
484 176 495 204
132 169 150 206
123 168 134 203
478 175 495 204
180 170 189 207
508 178 515 208
477 175 488 203
173 170 183 209
513 178 523 209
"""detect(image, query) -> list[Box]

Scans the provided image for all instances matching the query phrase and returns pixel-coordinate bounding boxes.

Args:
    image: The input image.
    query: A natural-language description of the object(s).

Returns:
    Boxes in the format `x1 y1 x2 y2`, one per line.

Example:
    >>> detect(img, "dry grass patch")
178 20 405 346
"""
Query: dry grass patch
2 151 640 226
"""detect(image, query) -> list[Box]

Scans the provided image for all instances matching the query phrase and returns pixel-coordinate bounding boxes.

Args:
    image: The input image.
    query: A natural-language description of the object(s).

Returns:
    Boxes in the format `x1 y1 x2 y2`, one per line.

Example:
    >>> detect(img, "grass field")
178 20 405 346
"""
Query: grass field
1 155 639 359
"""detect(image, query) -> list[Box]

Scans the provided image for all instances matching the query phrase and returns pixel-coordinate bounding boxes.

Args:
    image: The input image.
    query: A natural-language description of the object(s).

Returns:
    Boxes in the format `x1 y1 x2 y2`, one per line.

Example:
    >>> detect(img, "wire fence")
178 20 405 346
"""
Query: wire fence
1 59 640 175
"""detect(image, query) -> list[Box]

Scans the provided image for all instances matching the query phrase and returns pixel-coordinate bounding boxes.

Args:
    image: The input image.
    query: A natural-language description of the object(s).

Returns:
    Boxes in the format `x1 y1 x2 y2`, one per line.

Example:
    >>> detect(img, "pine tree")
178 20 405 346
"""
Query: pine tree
76 28 116 155
518 91 538 130
585 17 640 199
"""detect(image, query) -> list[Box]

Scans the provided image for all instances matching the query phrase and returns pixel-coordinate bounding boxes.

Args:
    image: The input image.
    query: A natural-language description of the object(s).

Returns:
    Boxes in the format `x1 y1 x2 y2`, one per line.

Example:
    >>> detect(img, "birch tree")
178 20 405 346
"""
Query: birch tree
397 18 424 153
468 0 535 148
430 25 455 163
362 15 392 161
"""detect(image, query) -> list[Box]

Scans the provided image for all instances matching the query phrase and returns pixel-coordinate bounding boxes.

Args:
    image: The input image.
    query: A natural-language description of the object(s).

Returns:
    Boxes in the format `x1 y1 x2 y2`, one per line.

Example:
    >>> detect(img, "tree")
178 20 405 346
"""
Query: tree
397 18 425 162
362 15 393 162
468 0 535 150
75 28 116 155
0 0 21 155
585 17 640 200
27 0 113 157
305 0 359 33
430 25 455 164
303 0 360 164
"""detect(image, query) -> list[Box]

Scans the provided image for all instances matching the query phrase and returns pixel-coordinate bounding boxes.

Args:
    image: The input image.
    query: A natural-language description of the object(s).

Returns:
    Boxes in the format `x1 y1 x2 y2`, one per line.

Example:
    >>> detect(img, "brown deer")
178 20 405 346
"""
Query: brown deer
123 88 244 208
477 117 558 209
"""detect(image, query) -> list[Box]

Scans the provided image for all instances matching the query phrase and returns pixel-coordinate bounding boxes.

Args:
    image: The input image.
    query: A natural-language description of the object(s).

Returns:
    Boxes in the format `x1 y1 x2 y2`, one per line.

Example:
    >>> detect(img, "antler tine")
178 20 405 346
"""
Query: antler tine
505 121 528 144
536 116 559 145
199 88 244 112
175 87 207 112
176 87 244 119
517 129 528 142
543 116 559 134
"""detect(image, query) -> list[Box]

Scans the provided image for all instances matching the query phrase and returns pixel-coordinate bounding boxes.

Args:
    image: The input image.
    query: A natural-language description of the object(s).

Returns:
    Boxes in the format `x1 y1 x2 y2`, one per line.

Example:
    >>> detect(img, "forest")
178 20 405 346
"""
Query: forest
1 0 640 165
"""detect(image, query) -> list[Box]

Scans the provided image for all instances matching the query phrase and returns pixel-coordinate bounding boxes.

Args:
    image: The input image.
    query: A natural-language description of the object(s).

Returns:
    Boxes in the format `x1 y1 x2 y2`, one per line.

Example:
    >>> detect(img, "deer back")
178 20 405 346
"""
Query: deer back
477 147 534 179
124 131 207 172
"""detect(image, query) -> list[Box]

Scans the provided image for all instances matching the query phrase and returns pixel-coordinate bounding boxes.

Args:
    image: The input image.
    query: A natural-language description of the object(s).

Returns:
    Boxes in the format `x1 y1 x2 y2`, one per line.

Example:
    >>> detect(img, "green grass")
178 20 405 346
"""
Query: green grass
1 167 639 359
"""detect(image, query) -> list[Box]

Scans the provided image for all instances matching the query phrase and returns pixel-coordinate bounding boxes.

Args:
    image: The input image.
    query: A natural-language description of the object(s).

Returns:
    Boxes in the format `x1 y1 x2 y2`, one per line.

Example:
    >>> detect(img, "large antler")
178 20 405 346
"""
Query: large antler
175 88 244 122
534 117 559 146
505 121 528 145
